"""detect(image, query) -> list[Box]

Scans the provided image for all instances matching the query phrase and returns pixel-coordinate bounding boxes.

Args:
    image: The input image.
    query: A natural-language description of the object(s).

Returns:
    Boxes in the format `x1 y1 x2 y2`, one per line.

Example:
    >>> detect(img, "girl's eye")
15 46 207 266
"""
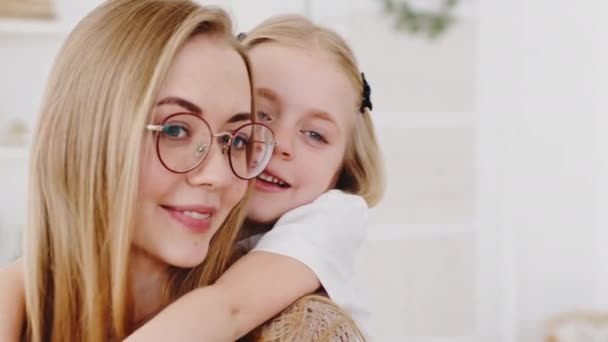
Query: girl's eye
162 124 189 139
302 130 328 144
257 111 273 123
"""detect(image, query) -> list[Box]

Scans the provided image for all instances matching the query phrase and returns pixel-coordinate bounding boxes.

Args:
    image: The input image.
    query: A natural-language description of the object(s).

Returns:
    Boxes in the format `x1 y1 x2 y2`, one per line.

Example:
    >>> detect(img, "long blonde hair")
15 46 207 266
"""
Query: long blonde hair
23 1 253 341
242 15 386 207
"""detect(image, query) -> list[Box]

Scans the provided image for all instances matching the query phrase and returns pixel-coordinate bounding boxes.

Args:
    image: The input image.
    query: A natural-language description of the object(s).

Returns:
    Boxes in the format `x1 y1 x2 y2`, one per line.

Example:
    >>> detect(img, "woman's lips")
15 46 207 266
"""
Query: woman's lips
162 205 215 233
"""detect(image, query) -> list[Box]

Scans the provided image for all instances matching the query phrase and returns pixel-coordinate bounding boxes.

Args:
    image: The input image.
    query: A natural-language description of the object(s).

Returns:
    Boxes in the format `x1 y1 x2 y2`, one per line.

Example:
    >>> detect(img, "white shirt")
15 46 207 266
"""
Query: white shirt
241 190 370 331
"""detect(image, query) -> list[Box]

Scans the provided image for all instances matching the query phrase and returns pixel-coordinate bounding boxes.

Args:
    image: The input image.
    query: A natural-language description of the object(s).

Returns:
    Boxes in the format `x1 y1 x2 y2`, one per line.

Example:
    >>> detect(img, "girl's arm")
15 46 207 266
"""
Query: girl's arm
0 259 26 341
126 251 320 341
126 190 367 342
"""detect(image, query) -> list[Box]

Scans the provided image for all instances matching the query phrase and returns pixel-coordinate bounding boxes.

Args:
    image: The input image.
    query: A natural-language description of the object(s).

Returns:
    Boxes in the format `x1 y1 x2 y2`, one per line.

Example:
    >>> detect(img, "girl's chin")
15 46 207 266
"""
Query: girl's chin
246 208 282 224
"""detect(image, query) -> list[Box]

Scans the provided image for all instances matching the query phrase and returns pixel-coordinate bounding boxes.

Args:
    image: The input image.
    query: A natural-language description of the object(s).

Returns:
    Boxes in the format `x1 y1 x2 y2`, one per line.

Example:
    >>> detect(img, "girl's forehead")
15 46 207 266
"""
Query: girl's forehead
250 43 359 119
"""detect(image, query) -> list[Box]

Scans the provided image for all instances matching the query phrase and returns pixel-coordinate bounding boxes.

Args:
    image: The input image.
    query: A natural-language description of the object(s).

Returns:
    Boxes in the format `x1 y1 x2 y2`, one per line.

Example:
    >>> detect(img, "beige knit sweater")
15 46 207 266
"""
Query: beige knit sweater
243 295 366 342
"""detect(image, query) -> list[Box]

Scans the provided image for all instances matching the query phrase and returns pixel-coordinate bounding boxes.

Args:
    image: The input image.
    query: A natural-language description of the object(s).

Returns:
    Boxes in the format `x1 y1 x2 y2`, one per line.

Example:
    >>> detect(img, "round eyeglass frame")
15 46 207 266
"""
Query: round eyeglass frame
146 112 276 180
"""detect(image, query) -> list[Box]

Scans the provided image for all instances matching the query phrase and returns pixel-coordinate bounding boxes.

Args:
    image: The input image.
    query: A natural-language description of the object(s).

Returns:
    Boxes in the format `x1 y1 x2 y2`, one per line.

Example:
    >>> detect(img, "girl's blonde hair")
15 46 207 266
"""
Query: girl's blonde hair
242 15 385 207
23 1 253 341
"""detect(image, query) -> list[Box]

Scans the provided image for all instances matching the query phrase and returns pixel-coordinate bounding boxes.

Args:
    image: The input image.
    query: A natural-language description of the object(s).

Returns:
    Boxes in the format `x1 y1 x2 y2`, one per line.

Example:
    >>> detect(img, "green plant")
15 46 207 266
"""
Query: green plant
382 0 459 39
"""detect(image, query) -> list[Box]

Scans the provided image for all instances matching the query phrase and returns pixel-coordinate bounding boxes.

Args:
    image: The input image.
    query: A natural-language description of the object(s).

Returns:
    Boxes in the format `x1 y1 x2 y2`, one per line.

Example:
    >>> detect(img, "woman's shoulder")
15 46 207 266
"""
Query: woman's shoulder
0 259 26 341
0 258 24 297
250 294 366 342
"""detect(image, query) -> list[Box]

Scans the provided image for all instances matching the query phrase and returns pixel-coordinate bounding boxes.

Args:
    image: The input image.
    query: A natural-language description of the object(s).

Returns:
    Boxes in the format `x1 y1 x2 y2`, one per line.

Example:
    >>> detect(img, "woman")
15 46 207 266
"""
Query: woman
0 0 275 341
129 14 385 342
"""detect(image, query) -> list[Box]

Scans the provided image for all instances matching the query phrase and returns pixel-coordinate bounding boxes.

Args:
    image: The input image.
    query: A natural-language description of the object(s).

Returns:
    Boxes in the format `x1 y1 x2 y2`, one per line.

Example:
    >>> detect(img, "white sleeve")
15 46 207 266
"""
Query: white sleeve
251 190 368 319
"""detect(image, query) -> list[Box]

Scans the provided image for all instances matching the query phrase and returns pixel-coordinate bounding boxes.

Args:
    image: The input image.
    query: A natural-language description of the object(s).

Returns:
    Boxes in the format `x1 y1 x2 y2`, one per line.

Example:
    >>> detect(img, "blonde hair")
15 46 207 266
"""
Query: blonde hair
23 1 253 341
242 15 385 207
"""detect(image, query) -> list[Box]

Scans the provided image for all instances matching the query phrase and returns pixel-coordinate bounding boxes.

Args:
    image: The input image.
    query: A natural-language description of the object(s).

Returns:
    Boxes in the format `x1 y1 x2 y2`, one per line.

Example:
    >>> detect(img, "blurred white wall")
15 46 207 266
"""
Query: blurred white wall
598 0 608 312
0 0 606 341
478 1 607 341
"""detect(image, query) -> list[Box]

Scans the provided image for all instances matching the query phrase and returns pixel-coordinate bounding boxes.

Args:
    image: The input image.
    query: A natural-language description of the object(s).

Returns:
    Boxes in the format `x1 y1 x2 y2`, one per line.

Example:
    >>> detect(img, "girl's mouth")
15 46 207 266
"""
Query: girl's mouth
256 171 291 190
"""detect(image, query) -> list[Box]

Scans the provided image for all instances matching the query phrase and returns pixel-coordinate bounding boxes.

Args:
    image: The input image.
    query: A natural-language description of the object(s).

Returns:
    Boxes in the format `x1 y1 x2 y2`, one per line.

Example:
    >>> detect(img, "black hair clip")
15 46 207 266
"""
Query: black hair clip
360 72 372 113
236 32 247 41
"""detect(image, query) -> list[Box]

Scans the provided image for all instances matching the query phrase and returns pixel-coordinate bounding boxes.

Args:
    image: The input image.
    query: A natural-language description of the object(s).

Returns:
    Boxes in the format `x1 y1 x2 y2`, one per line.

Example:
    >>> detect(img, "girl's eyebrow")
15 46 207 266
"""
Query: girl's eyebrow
309 109 336 125
257 87 280 104
307 109 341 135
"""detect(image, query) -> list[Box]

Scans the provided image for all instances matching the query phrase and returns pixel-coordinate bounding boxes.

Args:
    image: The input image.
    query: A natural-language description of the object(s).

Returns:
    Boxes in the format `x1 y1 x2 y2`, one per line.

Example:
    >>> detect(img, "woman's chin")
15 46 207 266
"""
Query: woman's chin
162 247 209 269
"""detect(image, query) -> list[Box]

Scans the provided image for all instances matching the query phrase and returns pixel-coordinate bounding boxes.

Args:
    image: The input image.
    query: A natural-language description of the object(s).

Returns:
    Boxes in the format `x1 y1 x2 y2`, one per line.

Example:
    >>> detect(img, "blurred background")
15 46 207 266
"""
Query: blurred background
0 0 606 341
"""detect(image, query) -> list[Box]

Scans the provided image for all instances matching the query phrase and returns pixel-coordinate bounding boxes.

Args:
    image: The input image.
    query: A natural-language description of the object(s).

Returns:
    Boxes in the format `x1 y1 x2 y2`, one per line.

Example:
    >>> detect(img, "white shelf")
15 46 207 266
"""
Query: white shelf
0 19 71 37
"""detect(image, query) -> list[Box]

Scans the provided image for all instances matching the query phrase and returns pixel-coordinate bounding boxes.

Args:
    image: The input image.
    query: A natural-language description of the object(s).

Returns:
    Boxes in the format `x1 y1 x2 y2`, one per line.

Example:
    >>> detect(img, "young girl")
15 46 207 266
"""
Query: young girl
129 14 386 341
0 1 276 341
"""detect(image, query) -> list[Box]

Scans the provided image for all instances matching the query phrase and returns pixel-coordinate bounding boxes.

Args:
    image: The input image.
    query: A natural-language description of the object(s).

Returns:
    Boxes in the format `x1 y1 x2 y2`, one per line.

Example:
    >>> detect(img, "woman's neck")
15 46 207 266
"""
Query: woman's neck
128 248 168 328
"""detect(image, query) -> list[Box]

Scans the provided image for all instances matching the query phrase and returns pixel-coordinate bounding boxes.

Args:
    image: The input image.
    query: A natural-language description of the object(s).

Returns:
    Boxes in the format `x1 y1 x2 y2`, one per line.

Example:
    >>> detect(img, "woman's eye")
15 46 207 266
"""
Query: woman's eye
217 133 231 145
231 133 249 151
162 124 189 139
302 130 328 144
257 111 273 123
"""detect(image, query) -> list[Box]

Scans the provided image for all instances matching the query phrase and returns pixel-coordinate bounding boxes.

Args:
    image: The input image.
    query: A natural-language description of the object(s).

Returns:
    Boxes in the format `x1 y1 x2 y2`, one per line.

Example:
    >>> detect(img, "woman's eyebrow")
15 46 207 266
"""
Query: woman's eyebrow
156 97 250 124
228 112 252 123
156 96 202 114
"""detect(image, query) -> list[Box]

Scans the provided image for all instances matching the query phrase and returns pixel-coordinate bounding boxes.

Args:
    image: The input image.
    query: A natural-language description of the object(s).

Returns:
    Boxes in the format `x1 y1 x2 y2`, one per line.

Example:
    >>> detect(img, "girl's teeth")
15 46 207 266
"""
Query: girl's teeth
182 211 210 220
258 173 286 186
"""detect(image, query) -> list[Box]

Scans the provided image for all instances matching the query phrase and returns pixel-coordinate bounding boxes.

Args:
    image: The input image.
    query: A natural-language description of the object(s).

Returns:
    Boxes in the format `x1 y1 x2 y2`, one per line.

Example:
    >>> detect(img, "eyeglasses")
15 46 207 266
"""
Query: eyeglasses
146 113 276 180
